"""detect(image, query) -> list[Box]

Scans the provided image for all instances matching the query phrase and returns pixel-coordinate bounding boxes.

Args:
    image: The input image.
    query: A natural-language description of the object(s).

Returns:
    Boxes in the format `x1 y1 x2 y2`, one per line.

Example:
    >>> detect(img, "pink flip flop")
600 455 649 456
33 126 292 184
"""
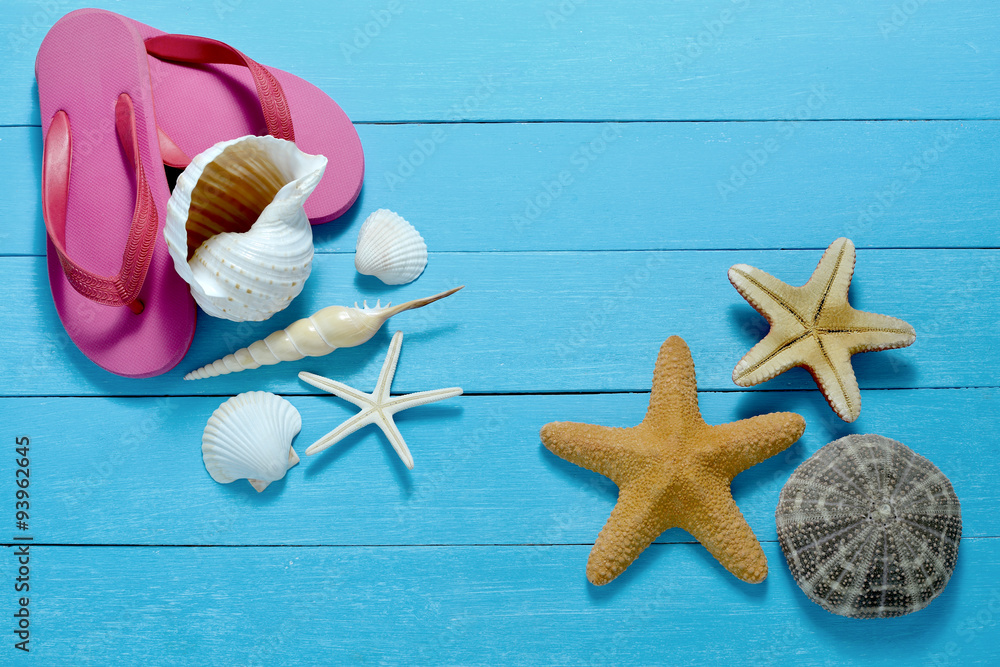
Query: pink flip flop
36 9 197 378
130 15 364 225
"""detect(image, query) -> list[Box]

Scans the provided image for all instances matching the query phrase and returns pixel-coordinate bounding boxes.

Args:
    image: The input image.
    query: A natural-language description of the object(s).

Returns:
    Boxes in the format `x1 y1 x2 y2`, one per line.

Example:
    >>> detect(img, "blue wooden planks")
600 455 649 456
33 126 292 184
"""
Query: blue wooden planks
3 1 1000 125
0 541 996 665
0 389 995 546
4 121 998 257
1 0 998 664
2 249 997 396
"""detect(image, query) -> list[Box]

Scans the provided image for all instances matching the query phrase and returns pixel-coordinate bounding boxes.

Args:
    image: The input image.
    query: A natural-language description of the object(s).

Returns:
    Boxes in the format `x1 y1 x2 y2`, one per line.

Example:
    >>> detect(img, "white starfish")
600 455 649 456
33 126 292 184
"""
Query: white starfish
299 331 463 469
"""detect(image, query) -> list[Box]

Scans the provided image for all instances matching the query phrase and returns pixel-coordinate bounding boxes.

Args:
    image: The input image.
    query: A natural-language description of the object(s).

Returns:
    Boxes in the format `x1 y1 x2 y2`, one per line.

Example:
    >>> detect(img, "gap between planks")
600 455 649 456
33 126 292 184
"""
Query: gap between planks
5 248 1000 260
2 537 997 548
6 387 999 400
4 119 1000 129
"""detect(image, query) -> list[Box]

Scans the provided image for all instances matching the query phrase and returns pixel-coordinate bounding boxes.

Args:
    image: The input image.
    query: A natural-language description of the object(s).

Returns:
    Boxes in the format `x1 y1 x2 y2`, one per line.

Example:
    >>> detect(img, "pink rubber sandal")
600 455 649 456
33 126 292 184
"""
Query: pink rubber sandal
36 9 196 378
131 15 364 225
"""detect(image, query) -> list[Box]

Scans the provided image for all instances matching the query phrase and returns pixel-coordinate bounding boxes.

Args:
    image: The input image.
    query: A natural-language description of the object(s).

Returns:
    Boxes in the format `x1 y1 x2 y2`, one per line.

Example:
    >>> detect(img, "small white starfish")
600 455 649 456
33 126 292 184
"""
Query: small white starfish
299 331 463 469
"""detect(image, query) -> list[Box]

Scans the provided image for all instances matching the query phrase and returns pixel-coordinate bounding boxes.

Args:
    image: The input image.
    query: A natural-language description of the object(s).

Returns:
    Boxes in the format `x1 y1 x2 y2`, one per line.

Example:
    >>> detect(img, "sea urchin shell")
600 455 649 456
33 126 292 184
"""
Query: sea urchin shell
776 434 961 618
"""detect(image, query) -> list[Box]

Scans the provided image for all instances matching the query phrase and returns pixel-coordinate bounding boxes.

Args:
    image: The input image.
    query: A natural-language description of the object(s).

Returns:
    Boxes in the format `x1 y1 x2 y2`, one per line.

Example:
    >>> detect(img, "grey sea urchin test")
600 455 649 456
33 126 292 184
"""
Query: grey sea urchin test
776 434 961 618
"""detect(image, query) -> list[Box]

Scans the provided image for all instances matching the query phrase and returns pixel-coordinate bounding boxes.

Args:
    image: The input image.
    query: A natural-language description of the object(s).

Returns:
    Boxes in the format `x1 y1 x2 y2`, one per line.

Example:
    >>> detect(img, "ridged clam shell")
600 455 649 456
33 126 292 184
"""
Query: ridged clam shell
202 391 302 492
164 135 328 322
354 209 427 285
776 434 961 618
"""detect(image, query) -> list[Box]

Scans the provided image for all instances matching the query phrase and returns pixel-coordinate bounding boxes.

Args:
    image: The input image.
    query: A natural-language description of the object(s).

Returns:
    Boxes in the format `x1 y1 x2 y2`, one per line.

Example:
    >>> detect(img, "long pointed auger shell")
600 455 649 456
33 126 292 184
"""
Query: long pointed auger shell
184 286 463 380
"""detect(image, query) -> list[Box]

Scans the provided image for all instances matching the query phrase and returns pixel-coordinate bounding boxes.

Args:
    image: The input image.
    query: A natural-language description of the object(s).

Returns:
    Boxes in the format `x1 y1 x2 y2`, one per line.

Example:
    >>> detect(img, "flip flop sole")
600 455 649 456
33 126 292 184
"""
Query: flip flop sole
36 9 197 378
131 19 364 225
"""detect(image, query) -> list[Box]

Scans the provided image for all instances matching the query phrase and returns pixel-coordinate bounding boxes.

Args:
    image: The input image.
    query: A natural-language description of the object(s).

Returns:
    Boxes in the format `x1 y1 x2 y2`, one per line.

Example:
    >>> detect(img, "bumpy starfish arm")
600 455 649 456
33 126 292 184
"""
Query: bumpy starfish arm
586 485 670 586
732 330 813 387
821 311 916 354
807 340 862 422
299 372 373 410
805 237 855 314
679 490 768 584
708 412 806 478
540 422 637 481
643 336 704 430
305 409 377 455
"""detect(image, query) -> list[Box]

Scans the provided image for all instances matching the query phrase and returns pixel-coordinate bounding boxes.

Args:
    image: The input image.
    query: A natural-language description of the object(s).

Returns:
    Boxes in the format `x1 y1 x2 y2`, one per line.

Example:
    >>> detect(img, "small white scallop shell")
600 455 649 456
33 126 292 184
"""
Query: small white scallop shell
354 209 427 285
164 135 328 322
202 391 302 492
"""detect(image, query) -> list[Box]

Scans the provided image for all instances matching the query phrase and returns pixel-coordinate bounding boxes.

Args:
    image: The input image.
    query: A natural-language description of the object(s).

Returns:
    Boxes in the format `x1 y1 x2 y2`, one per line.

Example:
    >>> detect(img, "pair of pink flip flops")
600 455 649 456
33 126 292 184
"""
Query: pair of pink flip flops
36 9 364 378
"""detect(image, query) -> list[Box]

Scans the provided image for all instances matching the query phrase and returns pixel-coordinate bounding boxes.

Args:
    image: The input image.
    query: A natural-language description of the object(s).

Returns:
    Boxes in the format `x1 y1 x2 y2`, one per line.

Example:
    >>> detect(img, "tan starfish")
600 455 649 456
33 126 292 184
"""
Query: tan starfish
728 237 915 423
540 336 805 586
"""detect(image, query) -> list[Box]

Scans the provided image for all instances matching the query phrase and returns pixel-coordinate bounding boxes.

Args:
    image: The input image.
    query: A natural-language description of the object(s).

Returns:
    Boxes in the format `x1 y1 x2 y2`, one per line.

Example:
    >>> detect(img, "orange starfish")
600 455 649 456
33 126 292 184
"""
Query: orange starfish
540 336 805 586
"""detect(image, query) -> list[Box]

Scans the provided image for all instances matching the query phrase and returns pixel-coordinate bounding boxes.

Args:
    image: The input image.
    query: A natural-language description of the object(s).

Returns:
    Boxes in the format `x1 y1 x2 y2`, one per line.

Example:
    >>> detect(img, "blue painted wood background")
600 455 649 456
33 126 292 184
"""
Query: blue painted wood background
2 1 998 664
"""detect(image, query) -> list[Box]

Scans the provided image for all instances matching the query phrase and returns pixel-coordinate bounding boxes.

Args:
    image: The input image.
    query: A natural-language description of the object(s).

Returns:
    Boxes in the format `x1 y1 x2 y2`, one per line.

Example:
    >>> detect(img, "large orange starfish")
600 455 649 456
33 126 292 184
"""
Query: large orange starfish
540 336 805 586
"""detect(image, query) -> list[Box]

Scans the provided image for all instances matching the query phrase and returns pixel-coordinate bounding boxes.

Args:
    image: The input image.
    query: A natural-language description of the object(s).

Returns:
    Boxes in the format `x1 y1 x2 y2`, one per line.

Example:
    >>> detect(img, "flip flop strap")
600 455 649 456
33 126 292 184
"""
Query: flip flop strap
144 34 295 142
42 94 157 315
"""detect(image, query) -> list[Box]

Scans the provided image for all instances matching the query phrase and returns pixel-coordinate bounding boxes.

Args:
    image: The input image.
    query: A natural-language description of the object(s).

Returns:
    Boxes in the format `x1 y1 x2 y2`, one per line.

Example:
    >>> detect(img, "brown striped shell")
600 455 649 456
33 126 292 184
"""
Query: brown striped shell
163 135 327 322
775 434 961 618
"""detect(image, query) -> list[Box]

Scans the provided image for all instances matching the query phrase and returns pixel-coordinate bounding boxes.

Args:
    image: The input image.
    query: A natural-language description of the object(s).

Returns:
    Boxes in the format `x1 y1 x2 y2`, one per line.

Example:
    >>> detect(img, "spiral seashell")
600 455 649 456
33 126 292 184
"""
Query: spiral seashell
354 209 427 285
184 286 463 380
776 434 961 618
202 391 302 492
164 135 328 322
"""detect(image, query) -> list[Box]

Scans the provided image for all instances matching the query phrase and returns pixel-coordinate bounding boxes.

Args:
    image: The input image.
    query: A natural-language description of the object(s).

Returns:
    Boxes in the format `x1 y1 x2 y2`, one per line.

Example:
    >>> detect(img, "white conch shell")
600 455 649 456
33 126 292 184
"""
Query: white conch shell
164 135 328 322
184 286 463 380
354 209 427 285
202 391 301 492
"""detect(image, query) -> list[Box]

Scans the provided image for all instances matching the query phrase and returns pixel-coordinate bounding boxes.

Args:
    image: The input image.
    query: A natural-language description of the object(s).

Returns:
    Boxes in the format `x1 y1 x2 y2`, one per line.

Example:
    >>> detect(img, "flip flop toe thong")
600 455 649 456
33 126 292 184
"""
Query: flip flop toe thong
36 9 196 378
135 18 365 224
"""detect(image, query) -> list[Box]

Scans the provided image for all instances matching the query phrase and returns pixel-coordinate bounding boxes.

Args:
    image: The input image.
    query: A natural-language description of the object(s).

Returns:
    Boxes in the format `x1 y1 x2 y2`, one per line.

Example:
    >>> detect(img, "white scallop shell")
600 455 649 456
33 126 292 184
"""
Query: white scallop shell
354 209 427 285
164 135 327 322
202 391 302 492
